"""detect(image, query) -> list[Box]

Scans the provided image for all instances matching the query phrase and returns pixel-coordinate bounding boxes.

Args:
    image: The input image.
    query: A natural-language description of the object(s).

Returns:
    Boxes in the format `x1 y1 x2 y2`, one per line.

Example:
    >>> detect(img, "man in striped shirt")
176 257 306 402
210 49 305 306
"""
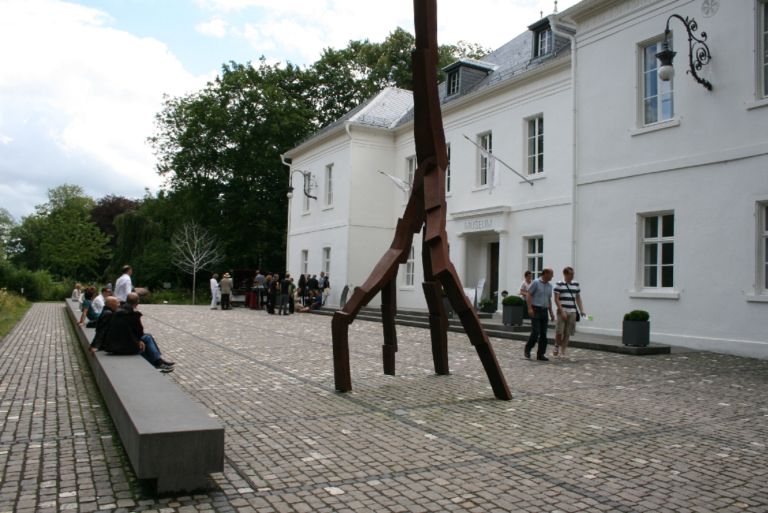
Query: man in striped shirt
553 266 586 358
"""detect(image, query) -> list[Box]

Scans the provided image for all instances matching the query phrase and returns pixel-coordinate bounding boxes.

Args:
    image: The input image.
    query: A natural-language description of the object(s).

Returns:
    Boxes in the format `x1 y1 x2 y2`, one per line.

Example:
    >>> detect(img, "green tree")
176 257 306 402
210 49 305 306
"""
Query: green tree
0 208 15 260
10 185 110 280
149 60 317 272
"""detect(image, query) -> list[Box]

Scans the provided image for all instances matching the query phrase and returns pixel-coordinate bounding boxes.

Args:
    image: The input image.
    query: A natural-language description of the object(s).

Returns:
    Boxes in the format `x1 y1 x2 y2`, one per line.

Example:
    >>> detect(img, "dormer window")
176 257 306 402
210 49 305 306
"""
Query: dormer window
535 27 553 57
447 70 459 96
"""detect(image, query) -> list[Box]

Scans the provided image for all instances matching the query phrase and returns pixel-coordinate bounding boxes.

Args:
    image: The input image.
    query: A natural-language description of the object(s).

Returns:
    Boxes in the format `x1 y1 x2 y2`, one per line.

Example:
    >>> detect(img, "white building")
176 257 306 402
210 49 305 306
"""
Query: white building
285 0 768 359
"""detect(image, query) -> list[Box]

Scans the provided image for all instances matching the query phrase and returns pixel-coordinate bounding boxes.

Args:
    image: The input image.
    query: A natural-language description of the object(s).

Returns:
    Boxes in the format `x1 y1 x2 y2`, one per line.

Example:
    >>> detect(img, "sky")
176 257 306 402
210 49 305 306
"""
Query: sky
0 0 580 222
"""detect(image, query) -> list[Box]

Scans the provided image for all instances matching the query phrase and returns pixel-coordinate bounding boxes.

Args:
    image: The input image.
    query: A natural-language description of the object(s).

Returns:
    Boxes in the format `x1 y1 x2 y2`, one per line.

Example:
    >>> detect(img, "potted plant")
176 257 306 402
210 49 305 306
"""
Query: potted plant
478 297 497 313
502 295 525 326
622 309 650 347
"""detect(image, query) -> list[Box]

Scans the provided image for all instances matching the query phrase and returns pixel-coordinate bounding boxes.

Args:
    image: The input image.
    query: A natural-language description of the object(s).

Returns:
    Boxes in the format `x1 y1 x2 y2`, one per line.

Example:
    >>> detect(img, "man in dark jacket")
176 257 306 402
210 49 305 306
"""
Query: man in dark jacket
101 293 175 372
90 296 119 353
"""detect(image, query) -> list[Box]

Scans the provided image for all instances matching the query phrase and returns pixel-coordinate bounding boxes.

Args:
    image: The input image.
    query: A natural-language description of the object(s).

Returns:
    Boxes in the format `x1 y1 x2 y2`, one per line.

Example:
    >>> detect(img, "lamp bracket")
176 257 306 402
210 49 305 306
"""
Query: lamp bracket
662 13 713 91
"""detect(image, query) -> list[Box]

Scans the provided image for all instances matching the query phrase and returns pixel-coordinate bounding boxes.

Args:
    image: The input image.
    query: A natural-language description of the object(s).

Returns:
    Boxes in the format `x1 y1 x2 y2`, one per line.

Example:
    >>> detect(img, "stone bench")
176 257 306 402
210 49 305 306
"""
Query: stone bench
65 300 224 494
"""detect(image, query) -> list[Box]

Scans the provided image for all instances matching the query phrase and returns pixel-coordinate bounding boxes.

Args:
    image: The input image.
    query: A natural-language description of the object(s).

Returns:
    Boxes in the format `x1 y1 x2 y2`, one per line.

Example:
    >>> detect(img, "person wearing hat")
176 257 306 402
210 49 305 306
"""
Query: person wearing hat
220 272 233 310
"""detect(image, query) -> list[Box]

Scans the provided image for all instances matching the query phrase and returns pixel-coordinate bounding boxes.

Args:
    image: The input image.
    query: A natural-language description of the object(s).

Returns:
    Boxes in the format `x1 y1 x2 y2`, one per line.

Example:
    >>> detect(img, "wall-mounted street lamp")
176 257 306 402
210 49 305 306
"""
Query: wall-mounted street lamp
655 14 713 91
286 169 317 200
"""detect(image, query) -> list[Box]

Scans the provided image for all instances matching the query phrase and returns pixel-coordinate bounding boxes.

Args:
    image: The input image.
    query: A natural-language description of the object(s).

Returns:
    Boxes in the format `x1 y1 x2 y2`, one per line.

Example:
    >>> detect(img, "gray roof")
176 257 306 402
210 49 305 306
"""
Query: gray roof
291 22 570 151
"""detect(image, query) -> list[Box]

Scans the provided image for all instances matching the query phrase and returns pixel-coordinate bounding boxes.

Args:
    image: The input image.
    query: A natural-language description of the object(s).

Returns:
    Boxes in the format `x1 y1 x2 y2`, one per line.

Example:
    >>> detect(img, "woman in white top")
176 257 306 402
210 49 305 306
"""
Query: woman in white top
519 271 533 318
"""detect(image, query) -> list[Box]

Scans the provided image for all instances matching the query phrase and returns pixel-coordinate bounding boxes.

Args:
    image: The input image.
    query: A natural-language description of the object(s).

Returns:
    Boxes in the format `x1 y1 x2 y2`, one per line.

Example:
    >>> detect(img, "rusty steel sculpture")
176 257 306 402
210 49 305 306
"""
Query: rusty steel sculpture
331 0 512 401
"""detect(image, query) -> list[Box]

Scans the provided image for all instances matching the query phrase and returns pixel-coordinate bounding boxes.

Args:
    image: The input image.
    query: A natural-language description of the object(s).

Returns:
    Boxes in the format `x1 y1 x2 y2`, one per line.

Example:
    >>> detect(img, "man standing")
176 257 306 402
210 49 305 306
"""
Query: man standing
114 265 133 304
279 273 291 315
553 266 586 358
220 272 233 310
210 273 219 310
254 270 266 309
524 268 555 361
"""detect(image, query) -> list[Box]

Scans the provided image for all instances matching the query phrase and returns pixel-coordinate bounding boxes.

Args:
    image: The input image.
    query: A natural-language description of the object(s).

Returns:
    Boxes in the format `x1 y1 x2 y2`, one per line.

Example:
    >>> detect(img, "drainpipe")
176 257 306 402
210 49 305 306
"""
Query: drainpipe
549 15 578 269
281 154 292 274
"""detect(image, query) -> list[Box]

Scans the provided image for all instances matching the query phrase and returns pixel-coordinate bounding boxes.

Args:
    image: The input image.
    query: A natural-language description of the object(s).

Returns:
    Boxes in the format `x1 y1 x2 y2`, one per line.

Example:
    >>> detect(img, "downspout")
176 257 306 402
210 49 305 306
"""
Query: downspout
549 15 578 269
281 154 292 274
343 121 353 297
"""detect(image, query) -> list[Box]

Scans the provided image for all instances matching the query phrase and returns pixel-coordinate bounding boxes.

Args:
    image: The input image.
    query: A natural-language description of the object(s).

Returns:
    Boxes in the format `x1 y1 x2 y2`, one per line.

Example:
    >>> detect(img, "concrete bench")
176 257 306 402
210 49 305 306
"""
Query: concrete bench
65 300 224 494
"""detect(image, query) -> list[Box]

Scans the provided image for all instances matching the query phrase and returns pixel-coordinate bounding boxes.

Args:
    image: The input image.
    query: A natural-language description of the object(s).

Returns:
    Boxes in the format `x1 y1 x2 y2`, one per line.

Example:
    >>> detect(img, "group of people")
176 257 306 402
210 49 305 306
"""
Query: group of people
520 266 586 361
209 270 331 315
73 265 176 373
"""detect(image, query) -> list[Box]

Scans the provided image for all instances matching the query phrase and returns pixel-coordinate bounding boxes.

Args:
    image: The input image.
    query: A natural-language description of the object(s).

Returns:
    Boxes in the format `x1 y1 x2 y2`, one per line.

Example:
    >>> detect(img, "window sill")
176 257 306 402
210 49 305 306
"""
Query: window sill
628 289 680 300
745 293 768 303
746 97 768 111
301 211 311 216
399 286 416 291
630 117 681 137
472 185 490 192
322 205 334 211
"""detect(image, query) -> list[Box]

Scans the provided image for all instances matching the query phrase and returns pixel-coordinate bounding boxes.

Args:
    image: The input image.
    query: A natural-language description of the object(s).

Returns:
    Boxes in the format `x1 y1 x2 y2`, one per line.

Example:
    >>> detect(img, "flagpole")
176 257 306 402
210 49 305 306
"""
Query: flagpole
462 134 534 186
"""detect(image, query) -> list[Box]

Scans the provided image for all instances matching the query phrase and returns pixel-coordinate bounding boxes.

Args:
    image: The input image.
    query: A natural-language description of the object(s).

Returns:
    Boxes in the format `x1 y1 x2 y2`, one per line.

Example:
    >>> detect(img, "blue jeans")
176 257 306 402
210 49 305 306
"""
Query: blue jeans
140 334 162 366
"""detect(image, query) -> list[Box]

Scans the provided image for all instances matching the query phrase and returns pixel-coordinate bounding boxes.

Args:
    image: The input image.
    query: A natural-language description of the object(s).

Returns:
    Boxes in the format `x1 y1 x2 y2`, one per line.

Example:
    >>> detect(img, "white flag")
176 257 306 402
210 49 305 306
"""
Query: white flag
377 170 411 193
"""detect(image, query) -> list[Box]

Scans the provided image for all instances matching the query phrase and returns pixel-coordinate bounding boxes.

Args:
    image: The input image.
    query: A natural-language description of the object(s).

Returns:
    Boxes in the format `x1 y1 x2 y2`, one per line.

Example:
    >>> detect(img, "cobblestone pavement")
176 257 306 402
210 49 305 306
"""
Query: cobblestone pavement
1 303 767 513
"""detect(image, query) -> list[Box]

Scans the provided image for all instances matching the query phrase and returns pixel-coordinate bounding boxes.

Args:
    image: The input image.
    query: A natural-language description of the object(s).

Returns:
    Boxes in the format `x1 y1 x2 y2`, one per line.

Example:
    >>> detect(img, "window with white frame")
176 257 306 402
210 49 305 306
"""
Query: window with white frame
642 39 674 125
526 237 544 278
404 246 415 286
446 143 451 193
478 132 492 186
759 202 768 292
760 1 768 98
527 115 544 175
405 155 416 201
536 28 553 57
302 173 311 212
324 163 333 207
447 70 459 96
322 247 331 275
641 213 674 288
301 250 308 275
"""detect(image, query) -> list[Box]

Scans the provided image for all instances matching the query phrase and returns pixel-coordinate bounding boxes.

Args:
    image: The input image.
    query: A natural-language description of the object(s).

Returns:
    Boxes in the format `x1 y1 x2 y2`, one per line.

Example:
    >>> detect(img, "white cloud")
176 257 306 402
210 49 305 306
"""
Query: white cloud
0 0 209 220
196 17 229 38
200 0 580 66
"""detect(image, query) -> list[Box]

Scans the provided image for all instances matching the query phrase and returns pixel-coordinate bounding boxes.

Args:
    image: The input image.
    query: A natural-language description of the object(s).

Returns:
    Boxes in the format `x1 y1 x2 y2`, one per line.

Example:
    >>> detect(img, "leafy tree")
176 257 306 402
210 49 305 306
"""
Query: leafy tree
10 185 110 279
171 221 223 304
0 208 15 260
149 60 317 273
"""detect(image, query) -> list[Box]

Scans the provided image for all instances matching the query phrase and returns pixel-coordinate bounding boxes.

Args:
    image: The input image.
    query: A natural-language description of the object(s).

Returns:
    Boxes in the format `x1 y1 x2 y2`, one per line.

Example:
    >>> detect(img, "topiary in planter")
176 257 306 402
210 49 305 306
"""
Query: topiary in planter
502 295 525 326
622 310 650 346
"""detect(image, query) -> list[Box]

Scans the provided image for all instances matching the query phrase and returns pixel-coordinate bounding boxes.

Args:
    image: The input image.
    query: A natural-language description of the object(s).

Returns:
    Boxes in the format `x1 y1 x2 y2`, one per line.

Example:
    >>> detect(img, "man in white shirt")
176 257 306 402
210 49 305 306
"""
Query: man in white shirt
92 286 111 315
114 265 133 303
210 273 219 310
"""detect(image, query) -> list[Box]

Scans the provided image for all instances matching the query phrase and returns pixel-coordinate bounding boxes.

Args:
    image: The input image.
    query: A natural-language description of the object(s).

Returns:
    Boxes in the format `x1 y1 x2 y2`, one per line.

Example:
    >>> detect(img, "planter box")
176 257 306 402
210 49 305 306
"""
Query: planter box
622 320 650 347
502 304 523 326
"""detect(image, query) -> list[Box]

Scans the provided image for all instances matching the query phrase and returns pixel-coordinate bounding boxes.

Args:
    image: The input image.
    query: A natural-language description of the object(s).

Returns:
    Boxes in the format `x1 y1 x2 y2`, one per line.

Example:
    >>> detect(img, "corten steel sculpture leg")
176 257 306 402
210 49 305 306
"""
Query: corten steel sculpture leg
330 0 511 400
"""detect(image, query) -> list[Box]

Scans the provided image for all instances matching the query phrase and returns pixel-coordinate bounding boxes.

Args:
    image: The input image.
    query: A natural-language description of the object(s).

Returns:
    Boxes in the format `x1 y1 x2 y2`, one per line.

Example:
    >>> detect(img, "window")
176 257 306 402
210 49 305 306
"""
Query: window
642 40 674 125
759 202 768 292
301 250 308 275
405 155 416 201
302 173 311 212
641 213 674 288
761 1 768 98
527 116 544 175
447 70 459 95
324 163 333 206
478 132 492 186
446 143 451 193
536 28 553 57
526 237 544 278
322 247 331 275
404 246 415 286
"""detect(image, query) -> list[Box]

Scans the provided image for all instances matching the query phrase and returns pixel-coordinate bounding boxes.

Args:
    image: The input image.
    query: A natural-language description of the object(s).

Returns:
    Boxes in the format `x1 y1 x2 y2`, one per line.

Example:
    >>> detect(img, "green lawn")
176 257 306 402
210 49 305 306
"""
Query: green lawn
0 290 31 340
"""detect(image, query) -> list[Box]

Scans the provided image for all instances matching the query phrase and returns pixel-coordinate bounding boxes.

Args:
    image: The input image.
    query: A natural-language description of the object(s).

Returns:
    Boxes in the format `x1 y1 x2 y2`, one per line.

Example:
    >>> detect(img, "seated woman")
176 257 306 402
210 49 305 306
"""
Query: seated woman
78 287 100 327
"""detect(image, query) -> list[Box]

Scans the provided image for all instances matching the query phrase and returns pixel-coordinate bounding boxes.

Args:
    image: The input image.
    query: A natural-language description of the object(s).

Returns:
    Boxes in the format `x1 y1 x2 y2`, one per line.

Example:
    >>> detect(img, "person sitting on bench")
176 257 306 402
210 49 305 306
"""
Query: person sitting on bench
101 292 176 373
90 296 119 353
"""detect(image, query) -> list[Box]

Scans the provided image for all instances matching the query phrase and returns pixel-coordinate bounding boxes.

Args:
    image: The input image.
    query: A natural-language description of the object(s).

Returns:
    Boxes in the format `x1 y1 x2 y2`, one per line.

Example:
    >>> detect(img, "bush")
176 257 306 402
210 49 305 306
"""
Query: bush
0 288 30 338
623 309 650 322
502 295 525 306
0 261 72 301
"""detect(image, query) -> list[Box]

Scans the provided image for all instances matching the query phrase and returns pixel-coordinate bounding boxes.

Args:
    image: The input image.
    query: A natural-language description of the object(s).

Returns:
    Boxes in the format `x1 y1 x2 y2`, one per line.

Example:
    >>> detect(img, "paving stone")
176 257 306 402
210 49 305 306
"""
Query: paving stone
1 303 767 512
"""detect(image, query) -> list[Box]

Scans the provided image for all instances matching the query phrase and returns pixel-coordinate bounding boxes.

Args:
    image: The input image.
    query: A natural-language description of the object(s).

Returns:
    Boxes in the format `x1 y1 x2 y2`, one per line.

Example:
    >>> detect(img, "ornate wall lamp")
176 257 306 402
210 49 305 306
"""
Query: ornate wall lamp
655 14 713 91
286 169 317 200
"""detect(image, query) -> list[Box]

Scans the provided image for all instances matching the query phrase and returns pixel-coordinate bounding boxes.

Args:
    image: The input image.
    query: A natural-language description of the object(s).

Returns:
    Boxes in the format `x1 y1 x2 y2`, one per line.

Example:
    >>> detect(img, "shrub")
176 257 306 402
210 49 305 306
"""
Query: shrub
502 295 525 306
140 289 196 305
623 309 650 322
